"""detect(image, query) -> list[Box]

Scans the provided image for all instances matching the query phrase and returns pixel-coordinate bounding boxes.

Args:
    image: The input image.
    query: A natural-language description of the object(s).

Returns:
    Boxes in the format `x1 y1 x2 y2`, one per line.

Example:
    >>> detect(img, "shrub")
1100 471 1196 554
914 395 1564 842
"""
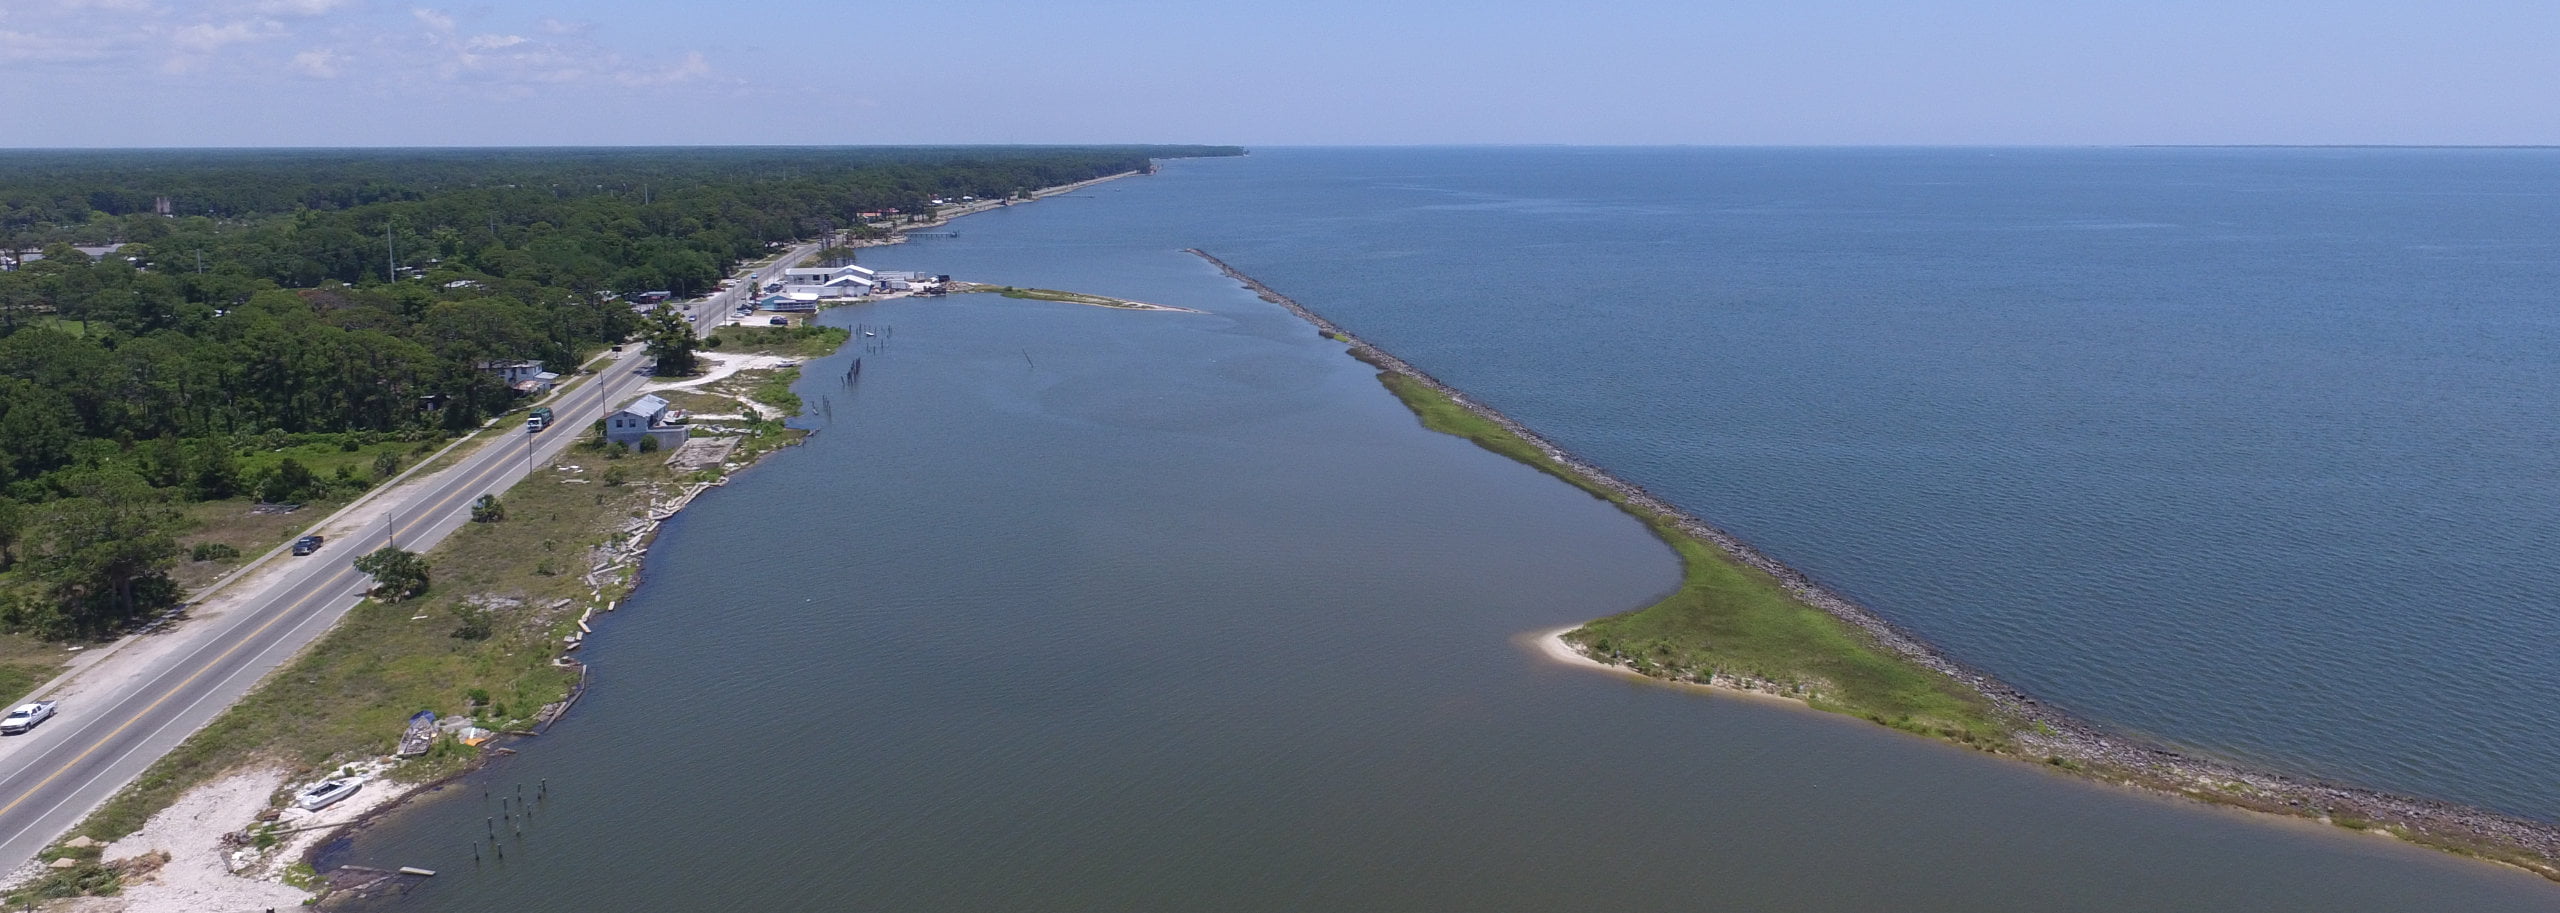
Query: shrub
450 604 493 641
187 542 240 562
258 458 319 503
354 547 431 601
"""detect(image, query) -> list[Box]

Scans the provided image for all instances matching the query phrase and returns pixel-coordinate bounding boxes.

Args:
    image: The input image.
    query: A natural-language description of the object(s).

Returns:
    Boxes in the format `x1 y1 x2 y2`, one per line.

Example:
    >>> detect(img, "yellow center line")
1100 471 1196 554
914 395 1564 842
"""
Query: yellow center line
389 367 628 541
0 358 640 837
0 575 342 820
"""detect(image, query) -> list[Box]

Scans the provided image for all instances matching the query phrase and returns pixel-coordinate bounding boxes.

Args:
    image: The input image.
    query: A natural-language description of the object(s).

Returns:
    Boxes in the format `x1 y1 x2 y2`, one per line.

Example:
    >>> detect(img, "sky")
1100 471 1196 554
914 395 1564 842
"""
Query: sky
4 0 2557 147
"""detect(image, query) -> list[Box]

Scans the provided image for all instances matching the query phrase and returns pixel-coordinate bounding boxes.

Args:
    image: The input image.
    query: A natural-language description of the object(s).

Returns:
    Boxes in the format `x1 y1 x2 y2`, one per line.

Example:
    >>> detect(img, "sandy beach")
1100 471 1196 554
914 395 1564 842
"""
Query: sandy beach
53 765 405 913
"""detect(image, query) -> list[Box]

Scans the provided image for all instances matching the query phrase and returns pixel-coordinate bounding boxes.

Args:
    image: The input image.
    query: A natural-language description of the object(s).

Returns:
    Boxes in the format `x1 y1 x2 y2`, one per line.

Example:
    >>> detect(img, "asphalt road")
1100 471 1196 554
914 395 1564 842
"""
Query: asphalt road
0 241 818 873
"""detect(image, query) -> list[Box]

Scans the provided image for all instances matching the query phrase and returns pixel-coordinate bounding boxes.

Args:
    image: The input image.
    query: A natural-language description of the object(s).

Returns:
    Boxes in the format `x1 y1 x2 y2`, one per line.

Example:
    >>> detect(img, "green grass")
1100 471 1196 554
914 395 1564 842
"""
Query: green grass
73 437 684 846
26 316 96 337
976 285 1154 309
1371 370 2014 748
749 367 804 415
653 390 740 417
0 633 66 705
232 436 431 485
711 324 851 358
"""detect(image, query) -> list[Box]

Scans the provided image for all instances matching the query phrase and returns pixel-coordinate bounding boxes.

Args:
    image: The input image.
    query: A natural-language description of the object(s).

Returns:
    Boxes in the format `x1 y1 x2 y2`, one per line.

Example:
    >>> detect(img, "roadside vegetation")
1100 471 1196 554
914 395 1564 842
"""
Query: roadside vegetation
60 314 845 879
72 417 720 847
1369 369 2013 747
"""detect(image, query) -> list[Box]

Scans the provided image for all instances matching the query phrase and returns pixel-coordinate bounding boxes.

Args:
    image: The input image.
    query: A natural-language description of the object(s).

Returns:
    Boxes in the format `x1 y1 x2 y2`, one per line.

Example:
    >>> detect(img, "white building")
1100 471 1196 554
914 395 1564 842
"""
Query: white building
482 360 560 396
605 394 689 451
780 264 876 298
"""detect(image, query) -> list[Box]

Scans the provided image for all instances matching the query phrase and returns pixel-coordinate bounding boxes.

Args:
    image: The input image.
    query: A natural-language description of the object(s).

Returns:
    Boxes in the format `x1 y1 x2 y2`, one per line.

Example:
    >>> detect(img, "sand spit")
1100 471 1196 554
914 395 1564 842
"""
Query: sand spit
1189 247 2560 881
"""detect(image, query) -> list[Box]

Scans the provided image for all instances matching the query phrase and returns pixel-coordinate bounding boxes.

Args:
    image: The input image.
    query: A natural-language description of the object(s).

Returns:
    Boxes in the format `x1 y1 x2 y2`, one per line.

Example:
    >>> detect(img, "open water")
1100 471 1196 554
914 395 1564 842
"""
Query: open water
337 149 2560 909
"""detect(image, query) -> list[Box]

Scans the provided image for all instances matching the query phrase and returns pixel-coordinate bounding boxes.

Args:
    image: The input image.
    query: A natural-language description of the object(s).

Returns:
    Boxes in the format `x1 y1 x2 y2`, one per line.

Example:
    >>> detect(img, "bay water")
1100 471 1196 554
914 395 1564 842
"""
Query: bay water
335 149 2560 909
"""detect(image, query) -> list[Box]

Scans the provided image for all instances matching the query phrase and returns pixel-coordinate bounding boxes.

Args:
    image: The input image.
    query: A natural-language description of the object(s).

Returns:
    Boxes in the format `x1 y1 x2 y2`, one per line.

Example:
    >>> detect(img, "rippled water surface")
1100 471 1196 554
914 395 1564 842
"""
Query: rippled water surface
337 149 2560 910
1151 148 2560 820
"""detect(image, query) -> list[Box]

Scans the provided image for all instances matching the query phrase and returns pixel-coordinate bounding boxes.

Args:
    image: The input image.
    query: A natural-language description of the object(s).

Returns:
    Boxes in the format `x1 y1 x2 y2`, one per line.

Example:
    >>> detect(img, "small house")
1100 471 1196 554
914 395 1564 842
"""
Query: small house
605 394 689 451
483 360 550 386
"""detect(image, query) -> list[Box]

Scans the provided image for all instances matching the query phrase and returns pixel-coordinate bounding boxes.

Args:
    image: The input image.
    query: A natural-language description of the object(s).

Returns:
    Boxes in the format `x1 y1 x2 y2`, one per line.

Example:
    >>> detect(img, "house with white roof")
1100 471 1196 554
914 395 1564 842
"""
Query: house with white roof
483 359 561 395
779 264 876 298
605 394 689 451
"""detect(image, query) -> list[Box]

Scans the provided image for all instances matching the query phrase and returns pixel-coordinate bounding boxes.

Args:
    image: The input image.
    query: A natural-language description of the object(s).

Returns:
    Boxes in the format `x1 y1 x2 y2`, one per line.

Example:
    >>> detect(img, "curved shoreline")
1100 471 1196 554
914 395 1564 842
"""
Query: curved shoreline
1185 247 2560 882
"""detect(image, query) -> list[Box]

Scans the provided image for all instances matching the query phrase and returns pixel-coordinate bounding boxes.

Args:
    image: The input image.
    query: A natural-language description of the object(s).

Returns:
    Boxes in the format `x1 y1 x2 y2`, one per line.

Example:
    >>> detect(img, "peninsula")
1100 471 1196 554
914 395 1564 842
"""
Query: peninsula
1187 248 2560 883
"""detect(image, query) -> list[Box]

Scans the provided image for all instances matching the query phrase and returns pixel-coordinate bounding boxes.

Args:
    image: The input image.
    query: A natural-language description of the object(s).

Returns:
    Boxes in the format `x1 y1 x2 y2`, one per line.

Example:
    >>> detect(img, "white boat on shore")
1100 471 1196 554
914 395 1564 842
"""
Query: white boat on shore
294 777 362 811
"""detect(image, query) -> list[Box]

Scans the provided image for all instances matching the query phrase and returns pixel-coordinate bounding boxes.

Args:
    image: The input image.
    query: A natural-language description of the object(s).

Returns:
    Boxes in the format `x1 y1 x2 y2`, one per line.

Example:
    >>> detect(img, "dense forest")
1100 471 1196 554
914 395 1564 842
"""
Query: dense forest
0 145 1241 636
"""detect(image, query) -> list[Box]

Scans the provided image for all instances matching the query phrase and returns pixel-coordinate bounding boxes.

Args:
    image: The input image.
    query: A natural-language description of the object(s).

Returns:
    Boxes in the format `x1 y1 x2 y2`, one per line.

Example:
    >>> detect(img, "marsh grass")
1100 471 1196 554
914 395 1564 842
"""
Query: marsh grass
1372 370 2012 748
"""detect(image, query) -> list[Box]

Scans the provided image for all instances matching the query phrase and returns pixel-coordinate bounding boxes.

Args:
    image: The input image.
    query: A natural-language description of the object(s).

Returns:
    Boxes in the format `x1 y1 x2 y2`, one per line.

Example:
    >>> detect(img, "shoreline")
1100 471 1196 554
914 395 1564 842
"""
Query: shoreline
263 174 1147 893
855 170 1143 247
25 172 1140 911
1521 626 1814 711
1186 247 2560 883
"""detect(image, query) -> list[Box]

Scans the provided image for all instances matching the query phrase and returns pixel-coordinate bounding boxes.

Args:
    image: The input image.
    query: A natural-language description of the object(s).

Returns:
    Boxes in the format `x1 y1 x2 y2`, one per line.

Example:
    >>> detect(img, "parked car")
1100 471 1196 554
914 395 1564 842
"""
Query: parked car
292 535 324 556
769 316 787 326
1 700 57 735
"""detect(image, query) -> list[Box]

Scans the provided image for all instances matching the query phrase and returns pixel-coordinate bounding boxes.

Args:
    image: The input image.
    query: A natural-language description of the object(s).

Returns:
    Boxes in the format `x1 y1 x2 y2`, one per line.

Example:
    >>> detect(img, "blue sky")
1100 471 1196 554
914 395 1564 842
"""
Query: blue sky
5 0 2556 146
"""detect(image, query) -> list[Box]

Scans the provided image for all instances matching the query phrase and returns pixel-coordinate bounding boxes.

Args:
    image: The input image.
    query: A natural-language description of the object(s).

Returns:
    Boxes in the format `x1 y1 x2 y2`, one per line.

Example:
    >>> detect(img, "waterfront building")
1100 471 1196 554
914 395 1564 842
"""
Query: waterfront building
606 394 689 451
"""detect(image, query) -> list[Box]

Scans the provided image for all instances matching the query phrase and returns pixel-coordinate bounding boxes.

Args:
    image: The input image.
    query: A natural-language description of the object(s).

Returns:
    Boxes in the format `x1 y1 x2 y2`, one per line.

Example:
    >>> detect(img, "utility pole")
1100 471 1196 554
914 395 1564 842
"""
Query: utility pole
386 224 396 284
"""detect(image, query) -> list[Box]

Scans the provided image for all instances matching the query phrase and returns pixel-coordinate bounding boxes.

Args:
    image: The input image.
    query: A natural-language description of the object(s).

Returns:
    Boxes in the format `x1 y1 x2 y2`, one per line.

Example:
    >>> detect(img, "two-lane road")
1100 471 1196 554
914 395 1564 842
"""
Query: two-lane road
0 350 655 870
0 240 818 872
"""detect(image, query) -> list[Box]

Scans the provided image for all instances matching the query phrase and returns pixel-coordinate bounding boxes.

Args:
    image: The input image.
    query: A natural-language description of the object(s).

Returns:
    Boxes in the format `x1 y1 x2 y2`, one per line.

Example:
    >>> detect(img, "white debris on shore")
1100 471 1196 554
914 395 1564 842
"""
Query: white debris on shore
43 762 401 913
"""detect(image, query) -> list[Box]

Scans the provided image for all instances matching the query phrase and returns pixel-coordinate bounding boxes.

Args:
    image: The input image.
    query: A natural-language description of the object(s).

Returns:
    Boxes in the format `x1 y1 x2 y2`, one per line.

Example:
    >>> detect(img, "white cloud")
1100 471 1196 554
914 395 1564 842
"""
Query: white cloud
619 50 711 87
289 47 340 78
7 0 732 119
56 0 161 12
0 28 116 64
411 7 454 34
172 20 279 53
250 0 349 15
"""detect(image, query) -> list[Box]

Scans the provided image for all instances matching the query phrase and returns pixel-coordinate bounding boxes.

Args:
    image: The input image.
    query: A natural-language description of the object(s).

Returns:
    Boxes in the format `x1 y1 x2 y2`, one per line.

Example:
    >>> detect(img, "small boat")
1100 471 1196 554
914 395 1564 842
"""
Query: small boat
396 710 437 757
863 331 877 337
295 777 362 811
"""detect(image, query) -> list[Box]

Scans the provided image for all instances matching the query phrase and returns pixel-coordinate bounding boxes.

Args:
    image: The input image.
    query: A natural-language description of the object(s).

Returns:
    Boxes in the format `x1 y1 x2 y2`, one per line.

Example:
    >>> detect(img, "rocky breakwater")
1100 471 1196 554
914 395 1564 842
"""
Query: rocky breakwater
1186 247 2560 883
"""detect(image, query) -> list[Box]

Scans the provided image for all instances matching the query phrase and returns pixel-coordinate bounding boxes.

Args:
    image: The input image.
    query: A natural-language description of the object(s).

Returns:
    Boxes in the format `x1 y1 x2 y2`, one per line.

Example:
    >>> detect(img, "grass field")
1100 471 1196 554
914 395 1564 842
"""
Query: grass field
711 324 851 358
1372 370 2014 748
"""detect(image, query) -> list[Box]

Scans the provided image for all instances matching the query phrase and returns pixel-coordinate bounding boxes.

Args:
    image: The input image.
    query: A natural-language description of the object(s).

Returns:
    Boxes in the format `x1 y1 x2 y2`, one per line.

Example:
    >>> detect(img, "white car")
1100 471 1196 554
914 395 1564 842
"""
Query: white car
1 701 57 735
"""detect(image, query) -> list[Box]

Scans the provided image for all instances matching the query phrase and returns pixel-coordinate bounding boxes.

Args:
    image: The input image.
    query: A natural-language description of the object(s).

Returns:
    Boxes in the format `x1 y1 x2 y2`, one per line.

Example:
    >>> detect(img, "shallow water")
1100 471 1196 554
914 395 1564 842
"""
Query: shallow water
335 163 2560 908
